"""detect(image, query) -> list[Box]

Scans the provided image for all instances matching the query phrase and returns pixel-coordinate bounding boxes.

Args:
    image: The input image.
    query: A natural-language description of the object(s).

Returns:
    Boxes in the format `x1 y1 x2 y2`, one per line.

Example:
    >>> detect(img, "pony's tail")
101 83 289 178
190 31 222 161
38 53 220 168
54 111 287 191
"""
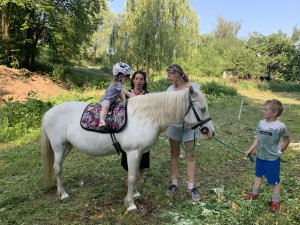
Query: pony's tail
41 118 54 188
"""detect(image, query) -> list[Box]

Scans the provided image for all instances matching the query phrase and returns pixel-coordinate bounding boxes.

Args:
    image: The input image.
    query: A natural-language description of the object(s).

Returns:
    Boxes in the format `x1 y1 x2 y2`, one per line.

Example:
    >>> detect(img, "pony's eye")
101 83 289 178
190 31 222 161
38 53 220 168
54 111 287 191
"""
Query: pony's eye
201 107 206 112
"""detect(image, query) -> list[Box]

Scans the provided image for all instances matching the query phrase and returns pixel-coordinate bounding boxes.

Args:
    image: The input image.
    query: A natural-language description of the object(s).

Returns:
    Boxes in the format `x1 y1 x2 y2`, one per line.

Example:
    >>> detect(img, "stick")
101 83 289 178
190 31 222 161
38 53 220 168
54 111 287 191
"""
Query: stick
238 97 244 121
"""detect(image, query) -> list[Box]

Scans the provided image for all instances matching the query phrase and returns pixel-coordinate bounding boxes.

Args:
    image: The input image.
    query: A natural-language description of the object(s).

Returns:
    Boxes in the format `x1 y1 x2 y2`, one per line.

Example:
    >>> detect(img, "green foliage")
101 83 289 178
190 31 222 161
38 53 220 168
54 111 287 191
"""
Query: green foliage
0 0 107 69
201 80 238 97
212 15 241 39
257 81 300 92
109 0 200 75
247 31 300 81
52 65 66 80
148 76 172 92
46 64 111 90
0 95 52 143
189 35 224 76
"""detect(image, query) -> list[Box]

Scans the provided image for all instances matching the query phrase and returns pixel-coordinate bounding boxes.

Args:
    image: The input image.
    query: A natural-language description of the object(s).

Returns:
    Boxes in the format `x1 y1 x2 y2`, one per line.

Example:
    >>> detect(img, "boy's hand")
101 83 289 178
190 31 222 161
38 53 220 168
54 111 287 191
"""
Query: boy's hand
245 149 252 156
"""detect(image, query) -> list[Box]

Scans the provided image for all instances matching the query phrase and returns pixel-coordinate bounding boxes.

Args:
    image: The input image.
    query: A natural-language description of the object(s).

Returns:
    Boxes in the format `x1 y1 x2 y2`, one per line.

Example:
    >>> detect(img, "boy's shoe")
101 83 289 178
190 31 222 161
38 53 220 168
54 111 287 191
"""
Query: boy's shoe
244 193 259 200
99 122 106 130
165 184 178 196
270 201 280 213
187 187 200 201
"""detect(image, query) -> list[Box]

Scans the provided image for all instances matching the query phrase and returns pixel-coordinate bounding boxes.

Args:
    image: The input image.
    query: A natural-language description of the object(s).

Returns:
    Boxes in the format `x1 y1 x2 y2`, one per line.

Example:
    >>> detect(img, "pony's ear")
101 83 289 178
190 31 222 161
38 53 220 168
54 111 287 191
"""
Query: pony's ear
188 86 196 96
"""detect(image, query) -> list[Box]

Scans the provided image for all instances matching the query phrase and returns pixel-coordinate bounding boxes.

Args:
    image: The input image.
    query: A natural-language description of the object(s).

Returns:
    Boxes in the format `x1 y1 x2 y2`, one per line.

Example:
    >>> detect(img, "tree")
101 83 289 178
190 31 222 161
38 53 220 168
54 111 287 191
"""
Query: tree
108 0 200 76
191 34 224 77
212 15 241 39
88 9 119 65
0 0 106 70
247 31 300 81
222 40 266 79
198 15 249 78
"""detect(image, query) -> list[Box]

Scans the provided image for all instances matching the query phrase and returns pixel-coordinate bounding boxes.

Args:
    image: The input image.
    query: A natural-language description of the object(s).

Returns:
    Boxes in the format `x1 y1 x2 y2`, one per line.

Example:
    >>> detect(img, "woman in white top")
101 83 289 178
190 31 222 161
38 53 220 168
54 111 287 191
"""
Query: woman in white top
165 64 201 201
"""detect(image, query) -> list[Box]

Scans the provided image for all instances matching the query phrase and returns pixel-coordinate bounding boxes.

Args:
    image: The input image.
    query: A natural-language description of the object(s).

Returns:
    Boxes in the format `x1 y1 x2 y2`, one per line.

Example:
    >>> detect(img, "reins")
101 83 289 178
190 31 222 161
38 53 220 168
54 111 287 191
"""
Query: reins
180 123 197 152
180 91 211 152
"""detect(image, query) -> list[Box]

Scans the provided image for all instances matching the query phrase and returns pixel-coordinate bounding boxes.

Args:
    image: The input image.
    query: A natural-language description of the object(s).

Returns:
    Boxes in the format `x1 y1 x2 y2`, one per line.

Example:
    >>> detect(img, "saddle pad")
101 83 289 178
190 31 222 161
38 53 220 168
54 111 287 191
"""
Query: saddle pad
80 102 127 133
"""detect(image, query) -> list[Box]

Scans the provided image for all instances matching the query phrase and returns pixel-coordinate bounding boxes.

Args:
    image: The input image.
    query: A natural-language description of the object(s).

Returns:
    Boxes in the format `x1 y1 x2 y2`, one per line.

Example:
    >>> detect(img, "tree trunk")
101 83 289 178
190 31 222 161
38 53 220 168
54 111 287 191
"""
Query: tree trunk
24 7 35 70
1 3 11 54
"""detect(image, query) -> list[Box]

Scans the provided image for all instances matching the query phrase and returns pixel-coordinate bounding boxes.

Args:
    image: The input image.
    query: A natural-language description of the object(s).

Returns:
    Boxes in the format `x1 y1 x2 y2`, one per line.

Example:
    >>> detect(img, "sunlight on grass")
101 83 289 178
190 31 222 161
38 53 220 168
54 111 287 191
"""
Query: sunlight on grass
238 89 300 105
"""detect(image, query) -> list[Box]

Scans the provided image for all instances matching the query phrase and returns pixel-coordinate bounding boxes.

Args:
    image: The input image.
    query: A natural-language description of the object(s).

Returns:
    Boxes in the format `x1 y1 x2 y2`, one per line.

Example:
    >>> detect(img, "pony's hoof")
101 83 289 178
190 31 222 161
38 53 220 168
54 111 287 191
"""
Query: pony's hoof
127 205 137 213
133 191 141 199
60 192 69 200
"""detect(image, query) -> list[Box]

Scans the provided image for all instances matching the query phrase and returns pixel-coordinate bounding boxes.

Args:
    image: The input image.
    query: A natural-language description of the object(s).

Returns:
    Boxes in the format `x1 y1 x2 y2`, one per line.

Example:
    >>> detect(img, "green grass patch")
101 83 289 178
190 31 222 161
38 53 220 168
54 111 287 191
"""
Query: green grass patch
1 67 300 224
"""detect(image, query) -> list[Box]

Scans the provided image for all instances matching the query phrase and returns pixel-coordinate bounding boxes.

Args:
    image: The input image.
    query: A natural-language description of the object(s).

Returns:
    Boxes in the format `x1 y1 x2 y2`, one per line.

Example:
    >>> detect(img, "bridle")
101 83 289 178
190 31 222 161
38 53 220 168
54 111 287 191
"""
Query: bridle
184 93 212 135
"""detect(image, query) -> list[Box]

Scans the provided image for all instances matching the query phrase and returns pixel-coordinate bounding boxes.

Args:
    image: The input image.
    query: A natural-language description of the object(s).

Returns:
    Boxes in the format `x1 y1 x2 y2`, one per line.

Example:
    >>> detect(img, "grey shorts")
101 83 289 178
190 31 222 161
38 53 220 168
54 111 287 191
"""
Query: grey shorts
100 99 110 106
166 125 199 142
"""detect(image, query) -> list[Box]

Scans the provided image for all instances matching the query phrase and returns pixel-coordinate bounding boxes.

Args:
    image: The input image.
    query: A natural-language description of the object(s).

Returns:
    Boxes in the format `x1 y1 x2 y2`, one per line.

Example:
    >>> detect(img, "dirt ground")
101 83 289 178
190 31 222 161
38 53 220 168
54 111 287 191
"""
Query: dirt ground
0 65 66 104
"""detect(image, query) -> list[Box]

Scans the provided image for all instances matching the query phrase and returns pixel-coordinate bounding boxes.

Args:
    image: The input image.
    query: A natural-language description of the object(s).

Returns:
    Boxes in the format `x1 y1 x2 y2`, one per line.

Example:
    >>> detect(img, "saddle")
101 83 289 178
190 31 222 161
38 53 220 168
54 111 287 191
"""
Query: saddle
80 101 127 133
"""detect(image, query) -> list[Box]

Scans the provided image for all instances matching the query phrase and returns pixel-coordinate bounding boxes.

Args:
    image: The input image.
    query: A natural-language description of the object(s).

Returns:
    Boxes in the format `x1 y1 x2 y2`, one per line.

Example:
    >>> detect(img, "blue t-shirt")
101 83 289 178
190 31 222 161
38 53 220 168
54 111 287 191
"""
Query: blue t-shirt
100 82 124 104
256 119 289 161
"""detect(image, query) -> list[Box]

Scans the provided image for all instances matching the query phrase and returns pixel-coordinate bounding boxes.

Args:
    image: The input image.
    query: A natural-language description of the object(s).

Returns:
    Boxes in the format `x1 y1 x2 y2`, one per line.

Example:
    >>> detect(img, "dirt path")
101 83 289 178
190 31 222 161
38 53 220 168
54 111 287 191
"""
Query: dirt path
0 65 66 103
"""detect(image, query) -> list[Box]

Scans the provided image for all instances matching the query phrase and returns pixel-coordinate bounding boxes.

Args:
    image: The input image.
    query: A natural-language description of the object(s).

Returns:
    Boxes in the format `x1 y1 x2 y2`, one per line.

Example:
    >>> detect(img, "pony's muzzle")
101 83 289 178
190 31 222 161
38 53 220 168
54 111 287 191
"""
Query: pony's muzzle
200 127 215 140
200 127 209 135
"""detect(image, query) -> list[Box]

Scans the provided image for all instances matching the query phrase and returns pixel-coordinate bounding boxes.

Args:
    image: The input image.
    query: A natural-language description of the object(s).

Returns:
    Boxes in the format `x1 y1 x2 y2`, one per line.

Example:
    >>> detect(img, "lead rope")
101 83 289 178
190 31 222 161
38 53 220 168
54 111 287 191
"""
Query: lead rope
213 137 254 163
180 124 254 162
180 123 197 152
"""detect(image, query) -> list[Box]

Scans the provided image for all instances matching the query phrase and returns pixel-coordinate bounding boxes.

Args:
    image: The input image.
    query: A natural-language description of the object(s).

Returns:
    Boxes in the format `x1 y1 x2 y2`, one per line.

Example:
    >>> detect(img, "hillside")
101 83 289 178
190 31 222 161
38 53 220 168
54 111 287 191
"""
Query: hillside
0 65 66 103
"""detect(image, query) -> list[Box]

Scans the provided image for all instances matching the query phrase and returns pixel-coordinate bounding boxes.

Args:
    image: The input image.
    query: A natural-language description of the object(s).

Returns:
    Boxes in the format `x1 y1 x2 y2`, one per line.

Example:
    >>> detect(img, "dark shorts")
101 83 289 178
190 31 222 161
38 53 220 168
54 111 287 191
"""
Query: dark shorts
255 157 281 185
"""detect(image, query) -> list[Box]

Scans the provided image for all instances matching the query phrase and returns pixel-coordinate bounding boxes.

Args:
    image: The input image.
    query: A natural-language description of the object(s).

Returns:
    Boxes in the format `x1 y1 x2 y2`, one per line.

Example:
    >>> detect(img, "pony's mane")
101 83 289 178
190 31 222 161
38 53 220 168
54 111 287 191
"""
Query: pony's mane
127 88 205 126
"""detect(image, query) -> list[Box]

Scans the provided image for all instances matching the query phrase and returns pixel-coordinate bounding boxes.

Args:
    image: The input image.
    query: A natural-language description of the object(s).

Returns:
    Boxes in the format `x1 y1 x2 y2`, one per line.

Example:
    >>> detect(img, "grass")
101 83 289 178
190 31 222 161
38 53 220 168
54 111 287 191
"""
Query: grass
1 75 300 224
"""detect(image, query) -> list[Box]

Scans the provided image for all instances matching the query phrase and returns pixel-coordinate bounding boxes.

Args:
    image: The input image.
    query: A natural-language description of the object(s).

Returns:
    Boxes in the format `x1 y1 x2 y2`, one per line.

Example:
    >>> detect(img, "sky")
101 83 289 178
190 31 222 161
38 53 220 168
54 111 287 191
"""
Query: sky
108 0 300 38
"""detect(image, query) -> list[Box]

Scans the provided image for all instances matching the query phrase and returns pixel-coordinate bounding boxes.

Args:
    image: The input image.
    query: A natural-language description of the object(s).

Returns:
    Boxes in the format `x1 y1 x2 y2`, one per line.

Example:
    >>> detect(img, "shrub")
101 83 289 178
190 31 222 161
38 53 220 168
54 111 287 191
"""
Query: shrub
52 65 66 80
201 80 238 97
0 97 52 143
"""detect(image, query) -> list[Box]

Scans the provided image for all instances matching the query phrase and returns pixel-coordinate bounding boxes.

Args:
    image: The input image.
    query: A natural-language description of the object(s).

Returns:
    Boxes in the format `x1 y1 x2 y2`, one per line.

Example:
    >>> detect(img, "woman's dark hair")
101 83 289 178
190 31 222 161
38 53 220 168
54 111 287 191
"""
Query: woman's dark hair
131 70 148 90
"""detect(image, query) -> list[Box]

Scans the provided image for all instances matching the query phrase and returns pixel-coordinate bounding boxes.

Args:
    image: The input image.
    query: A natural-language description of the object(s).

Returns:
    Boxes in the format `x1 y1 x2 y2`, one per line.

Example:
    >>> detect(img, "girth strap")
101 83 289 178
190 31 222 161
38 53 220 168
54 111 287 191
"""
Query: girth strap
109 132 123 155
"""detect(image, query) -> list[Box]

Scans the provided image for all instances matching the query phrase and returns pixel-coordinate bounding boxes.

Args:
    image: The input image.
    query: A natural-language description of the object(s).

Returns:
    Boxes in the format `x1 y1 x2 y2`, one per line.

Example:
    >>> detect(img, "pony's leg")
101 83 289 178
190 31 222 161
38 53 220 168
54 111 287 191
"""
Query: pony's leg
53 144 72 200
124 151 141 213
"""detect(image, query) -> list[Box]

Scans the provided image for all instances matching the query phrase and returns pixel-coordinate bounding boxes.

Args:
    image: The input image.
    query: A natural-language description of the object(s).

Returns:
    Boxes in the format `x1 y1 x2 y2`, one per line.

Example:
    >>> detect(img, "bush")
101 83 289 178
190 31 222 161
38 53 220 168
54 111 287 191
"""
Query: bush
268 81 300 92
0 97 52 143
201 80 238 97
52 65 66 80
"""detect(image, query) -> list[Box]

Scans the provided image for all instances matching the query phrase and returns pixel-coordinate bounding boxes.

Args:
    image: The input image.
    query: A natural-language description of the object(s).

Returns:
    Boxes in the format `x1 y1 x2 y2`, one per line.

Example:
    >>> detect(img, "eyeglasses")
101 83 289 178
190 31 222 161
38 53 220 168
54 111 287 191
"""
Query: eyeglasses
166 66 178 73
123 75 130 79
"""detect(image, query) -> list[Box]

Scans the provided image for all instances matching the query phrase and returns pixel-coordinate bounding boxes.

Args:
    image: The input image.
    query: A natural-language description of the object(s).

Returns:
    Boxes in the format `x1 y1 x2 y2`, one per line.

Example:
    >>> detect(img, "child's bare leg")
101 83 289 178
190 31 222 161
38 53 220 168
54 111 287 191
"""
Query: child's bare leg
100 104 110 121
253 176 263 188
252 176 263 194
272 182 281 201
99 103 110 130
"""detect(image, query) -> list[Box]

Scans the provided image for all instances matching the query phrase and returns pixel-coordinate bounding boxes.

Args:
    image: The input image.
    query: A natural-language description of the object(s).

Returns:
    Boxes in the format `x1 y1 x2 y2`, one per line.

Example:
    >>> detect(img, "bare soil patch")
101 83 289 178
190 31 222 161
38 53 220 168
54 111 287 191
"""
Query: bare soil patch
0 65 67 103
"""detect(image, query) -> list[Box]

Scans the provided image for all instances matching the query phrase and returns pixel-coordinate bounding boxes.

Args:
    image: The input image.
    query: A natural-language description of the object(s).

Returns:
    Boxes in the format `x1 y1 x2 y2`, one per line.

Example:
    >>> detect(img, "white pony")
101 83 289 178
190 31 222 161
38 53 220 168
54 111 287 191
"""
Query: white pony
41 86 215 213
